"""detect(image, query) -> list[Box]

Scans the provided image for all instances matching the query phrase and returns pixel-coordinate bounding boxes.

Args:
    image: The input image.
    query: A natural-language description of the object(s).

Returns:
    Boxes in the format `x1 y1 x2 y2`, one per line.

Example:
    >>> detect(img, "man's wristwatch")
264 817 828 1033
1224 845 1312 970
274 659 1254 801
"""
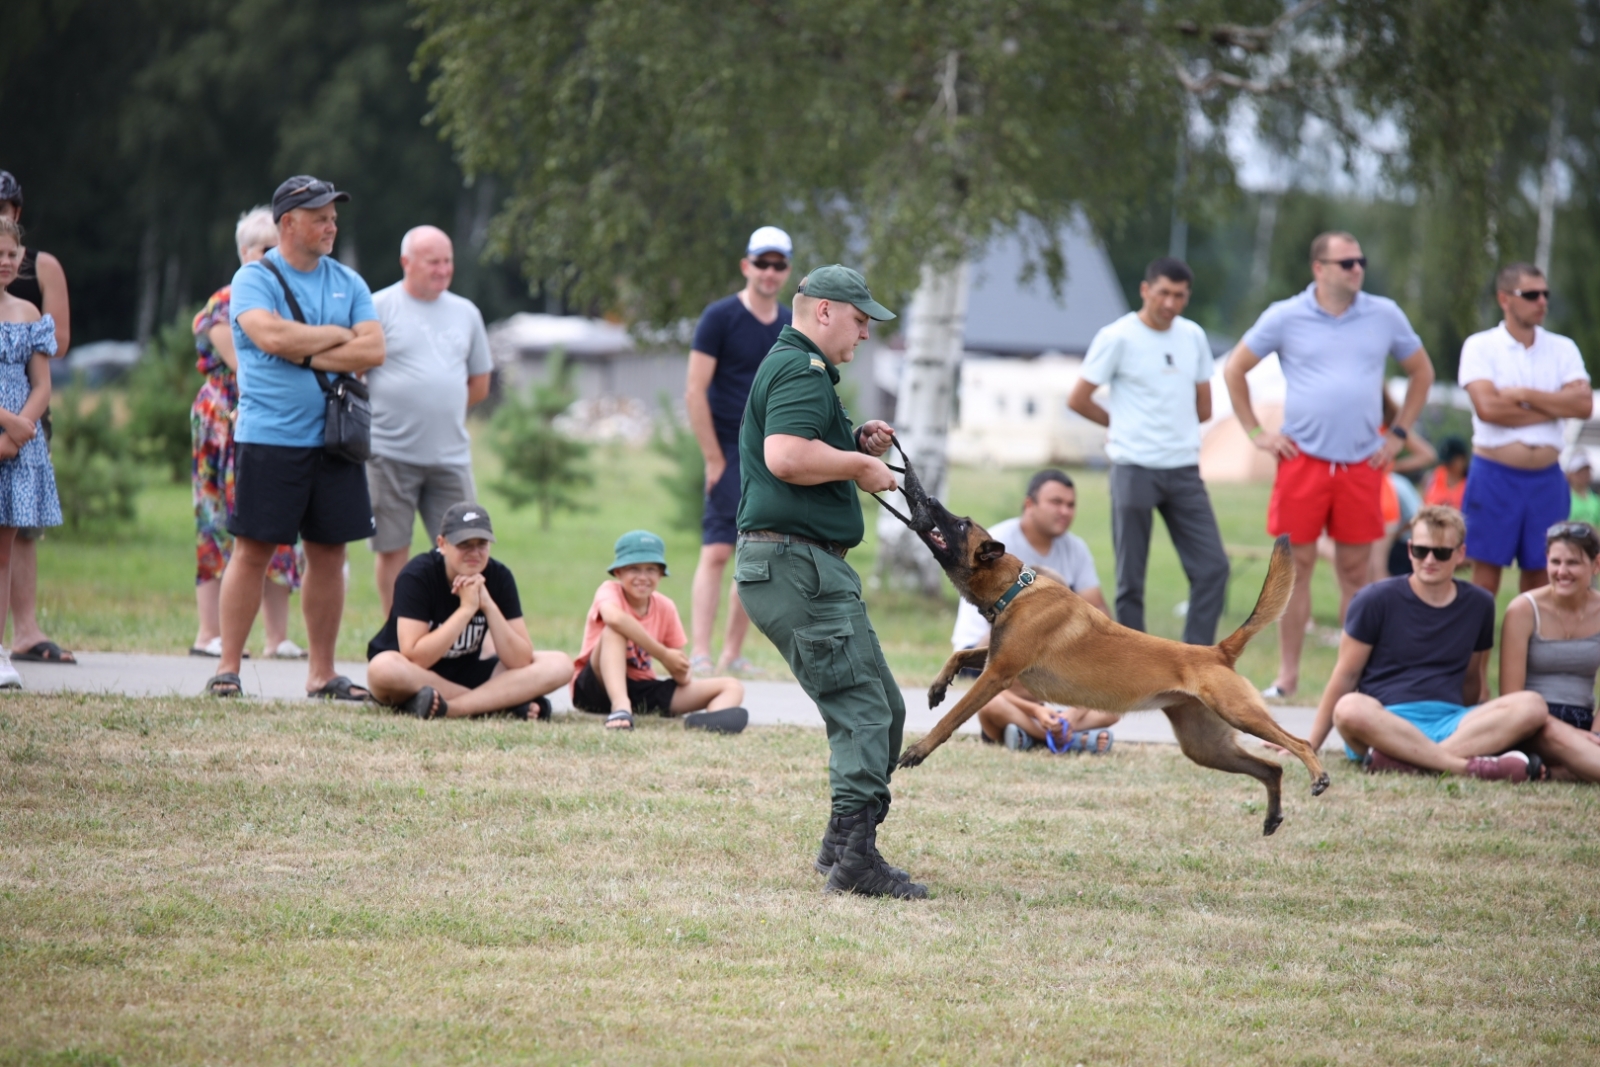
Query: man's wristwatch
1390 425 1408 440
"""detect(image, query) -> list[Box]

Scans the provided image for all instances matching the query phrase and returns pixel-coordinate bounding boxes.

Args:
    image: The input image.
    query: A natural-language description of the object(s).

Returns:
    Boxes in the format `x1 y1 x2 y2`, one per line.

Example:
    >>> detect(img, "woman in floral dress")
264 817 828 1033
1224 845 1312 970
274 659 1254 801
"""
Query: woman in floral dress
190 207 303 658
0 216 63 688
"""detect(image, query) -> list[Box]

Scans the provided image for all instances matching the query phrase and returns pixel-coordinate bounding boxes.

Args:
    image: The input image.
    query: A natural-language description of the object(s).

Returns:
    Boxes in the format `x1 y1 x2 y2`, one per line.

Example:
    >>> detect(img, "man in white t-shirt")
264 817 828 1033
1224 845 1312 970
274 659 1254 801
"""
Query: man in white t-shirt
950 470 1119 752
1069 257 1229 645
368 225 494 615
1458 262 1592 595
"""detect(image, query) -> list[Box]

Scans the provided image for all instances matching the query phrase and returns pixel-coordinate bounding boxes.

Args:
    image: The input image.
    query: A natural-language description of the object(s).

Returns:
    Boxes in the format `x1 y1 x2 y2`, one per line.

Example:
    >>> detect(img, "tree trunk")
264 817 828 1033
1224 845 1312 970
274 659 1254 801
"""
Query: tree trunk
1536 96 1565 277
872 261 969 596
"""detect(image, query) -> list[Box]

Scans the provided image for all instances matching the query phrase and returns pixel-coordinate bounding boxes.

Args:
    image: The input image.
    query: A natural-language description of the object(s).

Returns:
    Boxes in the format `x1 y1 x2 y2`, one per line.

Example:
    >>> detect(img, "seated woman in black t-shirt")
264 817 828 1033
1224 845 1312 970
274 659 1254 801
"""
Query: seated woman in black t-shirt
366 502 573 719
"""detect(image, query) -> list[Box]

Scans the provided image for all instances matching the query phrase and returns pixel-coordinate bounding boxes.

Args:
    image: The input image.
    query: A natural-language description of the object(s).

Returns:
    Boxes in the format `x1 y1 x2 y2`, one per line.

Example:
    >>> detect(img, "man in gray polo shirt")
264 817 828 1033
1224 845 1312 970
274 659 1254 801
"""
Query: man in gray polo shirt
368 225 493 615
1224 231 1434 698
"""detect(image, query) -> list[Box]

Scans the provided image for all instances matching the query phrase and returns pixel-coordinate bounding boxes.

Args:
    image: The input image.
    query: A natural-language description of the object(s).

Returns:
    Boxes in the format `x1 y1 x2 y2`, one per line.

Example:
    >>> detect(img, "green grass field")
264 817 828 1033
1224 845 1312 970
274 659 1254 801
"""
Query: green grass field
30 432 1467 695
3 694 1597 1065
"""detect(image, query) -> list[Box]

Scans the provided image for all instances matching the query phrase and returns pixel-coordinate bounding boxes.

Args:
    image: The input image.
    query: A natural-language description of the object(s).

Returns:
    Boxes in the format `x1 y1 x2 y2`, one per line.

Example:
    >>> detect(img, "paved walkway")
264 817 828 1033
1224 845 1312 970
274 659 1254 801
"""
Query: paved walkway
12 652 1345 751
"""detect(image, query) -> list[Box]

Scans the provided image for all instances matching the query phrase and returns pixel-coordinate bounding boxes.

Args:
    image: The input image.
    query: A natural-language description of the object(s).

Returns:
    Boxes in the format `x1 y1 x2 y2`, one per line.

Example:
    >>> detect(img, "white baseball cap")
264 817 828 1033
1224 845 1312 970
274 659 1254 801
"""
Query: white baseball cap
747 226 792 258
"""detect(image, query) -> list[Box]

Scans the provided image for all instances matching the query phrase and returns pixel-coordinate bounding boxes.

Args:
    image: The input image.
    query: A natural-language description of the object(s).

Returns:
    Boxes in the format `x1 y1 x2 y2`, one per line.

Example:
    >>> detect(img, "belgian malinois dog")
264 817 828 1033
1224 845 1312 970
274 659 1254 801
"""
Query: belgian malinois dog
874 444 1328 835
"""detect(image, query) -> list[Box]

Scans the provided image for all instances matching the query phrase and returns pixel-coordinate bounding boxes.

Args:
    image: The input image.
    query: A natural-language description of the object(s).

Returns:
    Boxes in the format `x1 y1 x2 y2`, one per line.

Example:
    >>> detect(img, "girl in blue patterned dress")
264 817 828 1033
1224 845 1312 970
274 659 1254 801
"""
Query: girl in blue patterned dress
0 217 63 689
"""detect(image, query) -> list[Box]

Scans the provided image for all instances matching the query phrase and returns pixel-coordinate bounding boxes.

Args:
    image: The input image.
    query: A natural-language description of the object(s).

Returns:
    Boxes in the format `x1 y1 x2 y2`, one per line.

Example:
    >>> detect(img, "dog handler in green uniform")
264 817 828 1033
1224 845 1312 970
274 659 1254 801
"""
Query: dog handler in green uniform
734 264 926 899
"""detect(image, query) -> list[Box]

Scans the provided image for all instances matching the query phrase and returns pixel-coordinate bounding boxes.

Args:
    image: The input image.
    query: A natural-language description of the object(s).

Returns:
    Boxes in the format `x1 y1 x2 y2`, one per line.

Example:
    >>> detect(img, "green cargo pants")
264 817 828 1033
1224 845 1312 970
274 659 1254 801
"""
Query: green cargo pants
735 539 906 816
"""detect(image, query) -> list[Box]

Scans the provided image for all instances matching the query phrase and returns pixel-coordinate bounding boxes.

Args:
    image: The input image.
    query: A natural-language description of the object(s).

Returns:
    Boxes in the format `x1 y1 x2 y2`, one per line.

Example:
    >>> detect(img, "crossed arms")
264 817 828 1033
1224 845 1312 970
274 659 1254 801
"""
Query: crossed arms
234 309 385 373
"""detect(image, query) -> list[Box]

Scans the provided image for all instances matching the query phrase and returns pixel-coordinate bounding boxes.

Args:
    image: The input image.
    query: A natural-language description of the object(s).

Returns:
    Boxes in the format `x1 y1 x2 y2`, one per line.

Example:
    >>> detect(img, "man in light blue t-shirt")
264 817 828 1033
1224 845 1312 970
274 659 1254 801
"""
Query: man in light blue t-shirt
1223 230 1434 699
206 175 386 703
1069 257 1229 645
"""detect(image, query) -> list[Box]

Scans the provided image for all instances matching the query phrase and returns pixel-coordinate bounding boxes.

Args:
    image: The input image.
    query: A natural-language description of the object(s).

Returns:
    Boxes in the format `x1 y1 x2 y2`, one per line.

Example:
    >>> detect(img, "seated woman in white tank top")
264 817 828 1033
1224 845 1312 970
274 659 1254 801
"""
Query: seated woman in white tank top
1500 522 1600 737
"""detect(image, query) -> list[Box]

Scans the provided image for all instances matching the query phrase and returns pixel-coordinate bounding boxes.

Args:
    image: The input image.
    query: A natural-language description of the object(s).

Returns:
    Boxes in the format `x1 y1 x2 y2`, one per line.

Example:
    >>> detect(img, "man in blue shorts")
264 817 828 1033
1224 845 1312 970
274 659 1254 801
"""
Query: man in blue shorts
1308 504 1550 780
683 225 793 674
1459 262 1591 595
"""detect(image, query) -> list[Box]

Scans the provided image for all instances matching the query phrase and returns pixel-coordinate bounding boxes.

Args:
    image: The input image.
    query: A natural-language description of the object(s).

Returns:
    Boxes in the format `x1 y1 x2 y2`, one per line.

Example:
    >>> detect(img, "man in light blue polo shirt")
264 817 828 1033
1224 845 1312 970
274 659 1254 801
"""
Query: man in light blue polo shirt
1069 256 1229 644
207 175 386 703
1223 231 1434 698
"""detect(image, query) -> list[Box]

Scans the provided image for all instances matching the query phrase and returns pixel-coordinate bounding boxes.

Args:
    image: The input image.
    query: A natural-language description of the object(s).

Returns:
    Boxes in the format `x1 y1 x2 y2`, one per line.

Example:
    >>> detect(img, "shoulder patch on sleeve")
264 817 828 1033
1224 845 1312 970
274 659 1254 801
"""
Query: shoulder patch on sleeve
808 356 827 374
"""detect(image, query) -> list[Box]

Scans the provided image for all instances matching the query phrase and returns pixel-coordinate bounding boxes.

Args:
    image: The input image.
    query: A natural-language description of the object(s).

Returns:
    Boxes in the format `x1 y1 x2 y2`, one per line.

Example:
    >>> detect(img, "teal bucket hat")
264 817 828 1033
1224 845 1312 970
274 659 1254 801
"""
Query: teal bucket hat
609 529 670 575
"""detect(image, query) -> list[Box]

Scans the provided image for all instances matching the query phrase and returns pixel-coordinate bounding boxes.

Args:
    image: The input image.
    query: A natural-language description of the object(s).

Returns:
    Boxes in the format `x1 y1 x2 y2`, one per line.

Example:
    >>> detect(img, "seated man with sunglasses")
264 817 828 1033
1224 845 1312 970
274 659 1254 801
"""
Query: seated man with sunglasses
1307 505 1551 781
1458 262 1591 597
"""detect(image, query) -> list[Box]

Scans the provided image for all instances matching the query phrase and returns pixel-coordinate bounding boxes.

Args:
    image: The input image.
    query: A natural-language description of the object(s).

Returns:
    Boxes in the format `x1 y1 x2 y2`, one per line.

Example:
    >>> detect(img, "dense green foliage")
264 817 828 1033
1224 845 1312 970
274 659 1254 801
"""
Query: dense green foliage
125 314 203 483
49 386 140 533
489 353 593 530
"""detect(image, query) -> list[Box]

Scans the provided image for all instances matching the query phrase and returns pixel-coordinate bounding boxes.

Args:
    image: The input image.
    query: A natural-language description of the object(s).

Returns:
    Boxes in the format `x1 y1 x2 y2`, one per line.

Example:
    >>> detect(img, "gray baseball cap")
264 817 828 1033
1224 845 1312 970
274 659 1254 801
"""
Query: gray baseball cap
796 264 896 321
440 501 495 544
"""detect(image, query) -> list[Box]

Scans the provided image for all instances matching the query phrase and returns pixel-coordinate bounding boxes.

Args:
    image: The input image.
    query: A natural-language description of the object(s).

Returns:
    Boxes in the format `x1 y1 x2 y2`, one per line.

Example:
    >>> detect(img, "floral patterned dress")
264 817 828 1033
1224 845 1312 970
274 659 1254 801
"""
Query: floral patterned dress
192 287 300 587
0 316 63 528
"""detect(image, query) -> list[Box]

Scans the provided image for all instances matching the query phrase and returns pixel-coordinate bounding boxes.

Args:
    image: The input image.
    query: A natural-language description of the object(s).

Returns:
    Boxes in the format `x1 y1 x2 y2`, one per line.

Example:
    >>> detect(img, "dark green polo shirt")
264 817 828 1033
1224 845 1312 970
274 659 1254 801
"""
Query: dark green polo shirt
736 325 865 547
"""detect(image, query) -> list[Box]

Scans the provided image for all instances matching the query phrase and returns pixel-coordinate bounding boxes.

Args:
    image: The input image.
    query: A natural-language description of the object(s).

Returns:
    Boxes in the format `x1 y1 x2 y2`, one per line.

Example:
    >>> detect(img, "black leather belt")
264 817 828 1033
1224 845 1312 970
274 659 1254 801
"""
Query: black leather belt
739 529 849 559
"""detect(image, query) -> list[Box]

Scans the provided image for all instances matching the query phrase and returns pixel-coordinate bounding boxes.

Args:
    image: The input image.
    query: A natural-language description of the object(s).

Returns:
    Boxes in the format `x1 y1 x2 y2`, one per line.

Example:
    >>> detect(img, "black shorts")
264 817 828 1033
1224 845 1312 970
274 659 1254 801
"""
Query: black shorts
571 663 679 716
433 653 499 691
230 442 375 546
702 438 741 546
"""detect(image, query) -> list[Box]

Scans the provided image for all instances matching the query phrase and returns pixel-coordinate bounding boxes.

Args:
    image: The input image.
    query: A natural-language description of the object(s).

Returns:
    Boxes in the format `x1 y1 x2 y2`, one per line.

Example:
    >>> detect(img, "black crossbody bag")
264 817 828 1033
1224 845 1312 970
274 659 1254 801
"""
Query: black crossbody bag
258 258 373 464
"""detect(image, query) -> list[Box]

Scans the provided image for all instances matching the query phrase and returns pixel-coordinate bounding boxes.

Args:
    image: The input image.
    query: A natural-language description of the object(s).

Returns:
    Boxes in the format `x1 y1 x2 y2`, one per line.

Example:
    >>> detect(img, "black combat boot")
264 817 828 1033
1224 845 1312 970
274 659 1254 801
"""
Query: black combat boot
814 802 909 881
823 808 927 899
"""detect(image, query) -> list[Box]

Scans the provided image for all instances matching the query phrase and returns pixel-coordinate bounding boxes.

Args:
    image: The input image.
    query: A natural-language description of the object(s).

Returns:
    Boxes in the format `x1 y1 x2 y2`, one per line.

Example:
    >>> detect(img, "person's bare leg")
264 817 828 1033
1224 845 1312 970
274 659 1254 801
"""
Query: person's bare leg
0 528 18 649
717 583 752 668
375 547 410 619
1271 541 1319 695
596 627 635 722
8 537 52 652
1334 692 1545 773
1519 568 1548 593
262 579 291 651
1471 560 1503 596
1529 718 1600 783
976 690 1049 742
668 675 745 714
1065 707 1122 732
1332 540 1372 629
218 536 275 676
300 540 348 692
690 542 733 661
1437 692 1549 758
1371 523 1399 583
194 578 221 648
445 653 575 717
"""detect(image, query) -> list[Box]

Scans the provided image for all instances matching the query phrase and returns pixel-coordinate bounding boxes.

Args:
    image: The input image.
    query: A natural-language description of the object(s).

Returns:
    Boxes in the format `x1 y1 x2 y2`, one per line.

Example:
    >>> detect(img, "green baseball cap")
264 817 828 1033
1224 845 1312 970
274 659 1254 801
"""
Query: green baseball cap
797 264 897 321
608 529 670 575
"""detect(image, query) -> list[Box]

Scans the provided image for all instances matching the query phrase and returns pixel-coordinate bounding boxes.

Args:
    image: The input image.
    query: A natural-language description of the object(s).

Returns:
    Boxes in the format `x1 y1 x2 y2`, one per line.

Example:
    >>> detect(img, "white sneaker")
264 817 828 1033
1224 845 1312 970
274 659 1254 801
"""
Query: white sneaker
270 639 308 659
0 652 24 690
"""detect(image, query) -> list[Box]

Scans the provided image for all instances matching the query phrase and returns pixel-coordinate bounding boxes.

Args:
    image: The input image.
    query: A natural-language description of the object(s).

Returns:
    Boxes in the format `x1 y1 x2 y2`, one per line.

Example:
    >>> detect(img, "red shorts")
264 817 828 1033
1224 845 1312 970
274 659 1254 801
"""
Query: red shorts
1268 452 1385 545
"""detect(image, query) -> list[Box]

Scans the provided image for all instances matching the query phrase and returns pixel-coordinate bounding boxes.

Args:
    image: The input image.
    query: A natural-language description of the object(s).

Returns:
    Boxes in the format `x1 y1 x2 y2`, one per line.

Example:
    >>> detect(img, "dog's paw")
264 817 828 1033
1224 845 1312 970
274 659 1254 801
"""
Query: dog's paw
897 745 929 769
1310 772 1330 797
927 683 948 709
1262 812 1283 836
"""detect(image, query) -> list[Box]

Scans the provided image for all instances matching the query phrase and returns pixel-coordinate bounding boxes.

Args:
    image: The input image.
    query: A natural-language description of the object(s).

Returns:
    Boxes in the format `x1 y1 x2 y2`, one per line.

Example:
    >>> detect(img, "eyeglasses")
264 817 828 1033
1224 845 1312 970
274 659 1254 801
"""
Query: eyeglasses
1409 542 1460 561
1318 257 1368 271
751 257 789 272
1548 521 1596 540
1509 288 1550 302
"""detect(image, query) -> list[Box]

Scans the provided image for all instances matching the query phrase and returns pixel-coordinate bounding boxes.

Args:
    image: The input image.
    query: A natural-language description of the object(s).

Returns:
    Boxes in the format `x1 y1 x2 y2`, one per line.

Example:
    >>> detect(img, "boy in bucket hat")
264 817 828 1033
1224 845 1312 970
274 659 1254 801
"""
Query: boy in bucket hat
571 529 748 732
366 501 574 720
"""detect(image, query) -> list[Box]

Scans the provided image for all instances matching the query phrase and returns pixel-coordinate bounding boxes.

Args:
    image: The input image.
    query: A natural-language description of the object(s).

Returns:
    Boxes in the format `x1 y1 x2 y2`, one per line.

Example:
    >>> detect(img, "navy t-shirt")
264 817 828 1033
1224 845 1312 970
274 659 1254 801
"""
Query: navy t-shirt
368 551 522 663
1345 576 1496 706
691 294 791 441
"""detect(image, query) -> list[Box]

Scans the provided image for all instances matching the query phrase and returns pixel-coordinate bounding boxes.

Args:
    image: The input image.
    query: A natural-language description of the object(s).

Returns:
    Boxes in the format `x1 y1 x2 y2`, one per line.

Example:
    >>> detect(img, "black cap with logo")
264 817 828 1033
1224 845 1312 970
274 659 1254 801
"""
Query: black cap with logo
440 501 495 545
270 175 350 222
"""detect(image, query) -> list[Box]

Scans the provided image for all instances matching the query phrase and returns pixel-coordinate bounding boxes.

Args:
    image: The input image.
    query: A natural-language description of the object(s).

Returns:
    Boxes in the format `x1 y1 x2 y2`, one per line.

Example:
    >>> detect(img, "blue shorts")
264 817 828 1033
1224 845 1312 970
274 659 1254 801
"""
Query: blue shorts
1461 455 1568 570
702 439 742 546
1344 700 1471 761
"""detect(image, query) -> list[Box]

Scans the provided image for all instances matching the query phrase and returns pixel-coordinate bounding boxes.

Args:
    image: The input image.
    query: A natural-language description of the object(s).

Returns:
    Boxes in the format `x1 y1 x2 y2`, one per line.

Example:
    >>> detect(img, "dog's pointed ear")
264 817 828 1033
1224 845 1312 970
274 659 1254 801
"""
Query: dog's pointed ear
976 540 1005 563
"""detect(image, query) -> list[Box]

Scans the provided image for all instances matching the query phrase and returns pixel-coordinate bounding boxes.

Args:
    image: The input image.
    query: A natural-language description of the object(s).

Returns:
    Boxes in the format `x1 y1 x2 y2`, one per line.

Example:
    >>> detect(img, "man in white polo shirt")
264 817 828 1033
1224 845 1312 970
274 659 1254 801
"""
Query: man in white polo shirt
1069 256 1229 645
1458 262 1591 594
1224 231 1435 699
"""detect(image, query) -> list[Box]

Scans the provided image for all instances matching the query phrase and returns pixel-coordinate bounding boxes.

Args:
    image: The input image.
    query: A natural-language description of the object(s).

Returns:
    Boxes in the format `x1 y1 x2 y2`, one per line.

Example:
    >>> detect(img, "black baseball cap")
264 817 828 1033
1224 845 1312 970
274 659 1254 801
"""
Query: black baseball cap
440 501 495 545
0 171 20 208
271 175 350 222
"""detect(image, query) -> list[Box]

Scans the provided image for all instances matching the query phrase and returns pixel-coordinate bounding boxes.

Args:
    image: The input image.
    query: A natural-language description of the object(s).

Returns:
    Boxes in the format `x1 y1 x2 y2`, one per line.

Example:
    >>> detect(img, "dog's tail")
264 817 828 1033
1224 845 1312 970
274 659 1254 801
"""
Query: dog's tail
1215 535 1294 667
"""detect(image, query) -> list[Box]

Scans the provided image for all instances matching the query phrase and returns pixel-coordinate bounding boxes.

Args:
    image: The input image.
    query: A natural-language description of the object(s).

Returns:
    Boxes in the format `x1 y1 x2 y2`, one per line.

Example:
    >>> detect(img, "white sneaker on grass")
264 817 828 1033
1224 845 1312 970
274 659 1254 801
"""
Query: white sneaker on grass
0 651 24 690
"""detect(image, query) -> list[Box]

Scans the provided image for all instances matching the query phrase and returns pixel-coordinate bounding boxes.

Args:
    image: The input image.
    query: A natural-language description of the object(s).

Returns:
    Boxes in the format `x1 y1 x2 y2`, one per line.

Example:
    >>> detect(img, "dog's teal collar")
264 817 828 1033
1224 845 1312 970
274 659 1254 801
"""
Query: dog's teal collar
981 567 1035 623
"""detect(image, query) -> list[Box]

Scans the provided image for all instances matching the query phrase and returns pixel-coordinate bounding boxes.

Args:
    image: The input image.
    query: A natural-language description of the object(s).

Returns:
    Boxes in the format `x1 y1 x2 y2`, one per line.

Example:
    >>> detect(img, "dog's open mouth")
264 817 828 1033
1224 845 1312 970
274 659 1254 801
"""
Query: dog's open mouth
927 529 948 551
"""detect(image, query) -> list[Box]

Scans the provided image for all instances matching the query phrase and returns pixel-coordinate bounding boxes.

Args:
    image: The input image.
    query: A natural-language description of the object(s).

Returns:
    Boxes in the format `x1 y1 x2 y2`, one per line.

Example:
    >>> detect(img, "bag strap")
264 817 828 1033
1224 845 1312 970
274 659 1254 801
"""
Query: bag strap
258 256 338 394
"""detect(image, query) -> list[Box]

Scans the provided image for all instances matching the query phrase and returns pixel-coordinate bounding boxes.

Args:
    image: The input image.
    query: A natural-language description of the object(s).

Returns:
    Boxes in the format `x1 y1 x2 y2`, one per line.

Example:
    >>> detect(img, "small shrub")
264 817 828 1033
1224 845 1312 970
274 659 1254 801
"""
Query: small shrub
126 311 201 482
650 395 705 533
489 350 593 529
50 385 142 534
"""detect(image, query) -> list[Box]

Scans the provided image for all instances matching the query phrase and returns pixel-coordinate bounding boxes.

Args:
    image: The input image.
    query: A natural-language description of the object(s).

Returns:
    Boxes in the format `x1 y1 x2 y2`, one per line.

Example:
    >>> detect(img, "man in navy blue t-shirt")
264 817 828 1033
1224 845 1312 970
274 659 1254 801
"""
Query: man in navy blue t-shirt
683 225 793 674
1308 505 1553 780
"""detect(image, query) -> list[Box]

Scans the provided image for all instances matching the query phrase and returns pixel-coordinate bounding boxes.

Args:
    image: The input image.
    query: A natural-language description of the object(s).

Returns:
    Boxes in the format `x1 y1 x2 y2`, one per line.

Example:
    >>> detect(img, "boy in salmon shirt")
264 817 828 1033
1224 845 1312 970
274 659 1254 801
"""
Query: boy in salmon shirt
572 530 748 732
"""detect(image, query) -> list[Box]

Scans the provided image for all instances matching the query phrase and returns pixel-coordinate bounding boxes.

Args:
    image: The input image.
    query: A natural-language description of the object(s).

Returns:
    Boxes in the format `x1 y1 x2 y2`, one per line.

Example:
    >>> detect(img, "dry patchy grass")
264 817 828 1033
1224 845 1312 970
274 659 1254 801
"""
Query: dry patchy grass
3 694 1598 1066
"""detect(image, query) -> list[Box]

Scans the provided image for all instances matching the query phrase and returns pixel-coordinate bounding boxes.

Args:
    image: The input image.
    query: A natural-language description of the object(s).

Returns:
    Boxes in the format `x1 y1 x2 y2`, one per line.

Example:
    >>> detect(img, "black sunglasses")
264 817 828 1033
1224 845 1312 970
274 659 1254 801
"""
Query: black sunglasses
1319 256 1368 271
751 257 789 272
1510 288 1551 302
1409 542 1460 561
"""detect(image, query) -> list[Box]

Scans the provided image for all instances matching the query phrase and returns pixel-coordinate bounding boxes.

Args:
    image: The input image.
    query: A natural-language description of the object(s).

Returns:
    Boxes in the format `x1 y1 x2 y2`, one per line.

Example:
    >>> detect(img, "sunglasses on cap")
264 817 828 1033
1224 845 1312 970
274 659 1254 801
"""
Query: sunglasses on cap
1409 542 1460 562
1318 256 1367 271
1509 287 1550 302
750 257 789 272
